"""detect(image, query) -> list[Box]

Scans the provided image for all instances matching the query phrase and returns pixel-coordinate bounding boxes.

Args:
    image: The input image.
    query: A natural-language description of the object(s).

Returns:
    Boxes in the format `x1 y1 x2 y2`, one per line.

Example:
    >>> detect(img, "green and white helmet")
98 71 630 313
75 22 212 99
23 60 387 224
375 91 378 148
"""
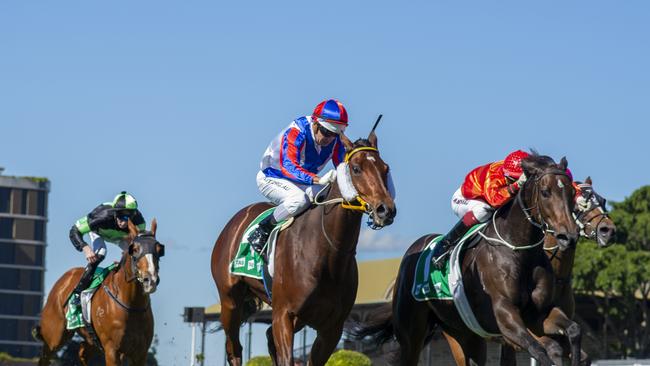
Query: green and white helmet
112 191 138 211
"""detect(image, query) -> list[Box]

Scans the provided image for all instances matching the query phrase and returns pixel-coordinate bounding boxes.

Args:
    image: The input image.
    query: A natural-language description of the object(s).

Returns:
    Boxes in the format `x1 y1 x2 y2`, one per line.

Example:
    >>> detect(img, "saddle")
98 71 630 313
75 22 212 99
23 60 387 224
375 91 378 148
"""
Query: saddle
65 263 118 330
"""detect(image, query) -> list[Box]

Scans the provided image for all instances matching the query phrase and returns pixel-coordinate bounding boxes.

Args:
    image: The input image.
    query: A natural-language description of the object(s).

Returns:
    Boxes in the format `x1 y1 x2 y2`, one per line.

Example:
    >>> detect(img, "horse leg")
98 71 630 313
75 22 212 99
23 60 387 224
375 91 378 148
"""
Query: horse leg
127 351 149 366
308 326 343 366
493 301 553 366
393 301 434 366
541 306 582 366
442 329 487 366
271 310 295 366
220 297 246 366
103 346 120 366
266 325 278 365
535 336 565 366
78 342 99 366
36 316 72 365
499 344 518 366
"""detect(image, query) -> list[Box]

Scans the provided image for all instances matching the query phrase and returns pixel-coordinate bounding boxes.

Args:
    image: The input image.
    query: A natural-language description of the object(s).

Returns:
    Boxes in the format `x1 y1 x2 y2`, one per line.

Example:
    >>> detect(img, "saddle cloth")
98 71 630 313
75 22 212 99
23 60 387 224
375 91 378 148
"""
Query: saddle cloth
412 222 500 338
229 207 293 280
65 263 118 330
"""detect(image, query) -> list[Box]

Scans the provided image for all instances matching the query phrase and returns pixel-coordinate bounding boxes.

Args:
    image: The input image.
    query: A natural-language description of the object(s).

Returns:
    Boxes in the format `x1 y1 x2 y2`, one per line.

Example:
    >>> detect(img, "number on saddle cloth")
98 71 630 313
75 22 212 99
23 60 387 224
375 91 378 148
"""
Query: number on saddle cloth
66 263 118 330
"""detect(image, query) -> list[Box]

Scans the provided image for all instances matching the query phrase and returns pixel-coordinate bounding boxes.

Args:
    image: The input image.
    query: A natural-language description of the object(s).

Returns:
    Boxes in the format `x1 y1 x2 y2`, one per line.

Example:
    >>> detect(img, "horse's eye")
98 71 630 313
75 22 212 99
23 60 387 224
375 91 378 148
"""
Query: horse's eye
352 165 361 175
541 188 551 198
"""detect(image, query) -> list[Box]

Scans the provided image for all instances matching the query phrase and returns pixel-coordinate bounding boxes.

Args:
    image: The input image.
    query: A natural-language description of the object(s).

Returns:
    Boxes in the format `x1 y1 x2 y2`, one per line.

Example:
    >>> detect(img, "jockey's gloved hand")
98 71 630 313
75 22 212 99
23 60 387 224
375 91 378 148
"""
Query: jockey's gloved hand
319 169 337 185
82 245 99 264
514 173 527 189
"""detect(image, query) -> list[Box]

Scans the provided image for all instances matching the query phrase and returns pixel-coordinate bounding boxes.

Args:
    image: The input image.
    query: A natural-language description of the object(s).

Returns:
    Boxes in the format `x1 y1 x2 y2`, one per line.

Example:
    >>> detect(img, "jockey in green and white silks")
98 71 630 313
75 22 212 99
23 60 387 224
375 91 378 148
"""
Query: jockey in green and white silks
68 191 145 304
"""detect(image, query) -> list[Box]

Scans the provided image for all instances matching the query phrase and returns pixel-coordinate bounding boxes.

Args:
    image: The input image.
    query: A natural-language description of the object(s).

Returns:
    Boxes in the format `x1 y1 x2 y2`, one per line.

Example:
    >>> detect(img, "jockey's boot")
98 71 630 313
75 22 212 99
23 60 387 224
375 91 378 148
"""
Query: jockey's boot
248 215 278 253
432 219 473 270
70 258 102 305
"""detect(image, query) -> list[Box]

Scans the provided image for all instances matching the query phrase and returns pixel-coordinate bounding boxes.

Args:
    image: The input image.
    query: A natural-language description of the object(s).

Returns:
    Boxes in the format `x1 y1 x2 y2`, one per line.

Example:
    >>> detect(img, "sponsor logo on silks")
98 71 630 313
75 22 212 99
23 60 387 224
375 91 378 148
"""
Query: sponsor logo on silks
434 283 442 292
422 284 430 294
247 260 255 271
235 258 245 268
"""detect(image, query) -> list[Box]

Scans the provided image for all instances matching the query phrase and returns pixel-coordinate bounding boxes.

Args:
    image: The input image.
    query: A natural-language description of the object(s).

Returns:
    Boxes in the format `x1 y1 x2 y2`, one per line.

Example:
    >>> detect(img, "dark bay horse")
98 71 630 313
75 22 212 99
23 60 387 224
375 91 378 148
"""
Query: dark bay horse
356 155 580 366
35 220 165 366
211 132 396 366
500 177 616 365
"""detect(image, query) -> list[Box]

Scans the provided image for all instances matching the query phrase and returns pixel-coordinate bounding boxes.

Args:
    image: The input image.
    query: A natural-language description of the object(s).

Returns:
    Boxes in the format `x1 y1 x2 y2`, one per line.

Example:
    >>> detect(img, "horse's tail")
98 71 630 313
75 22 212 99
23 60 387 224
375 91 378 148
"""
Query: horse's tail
32 325 43 342
348 302 395 345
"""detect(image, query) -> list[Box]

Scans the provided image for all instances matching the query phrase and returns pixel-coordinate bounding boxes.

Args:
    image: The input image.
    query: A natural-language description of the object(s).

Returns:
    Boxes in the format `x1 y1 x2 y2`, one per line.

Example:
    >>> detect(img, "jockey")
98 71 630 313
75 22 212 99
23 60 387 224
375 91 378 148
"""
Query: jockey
68 191 146 303
433 150 531 267
247 99 348 252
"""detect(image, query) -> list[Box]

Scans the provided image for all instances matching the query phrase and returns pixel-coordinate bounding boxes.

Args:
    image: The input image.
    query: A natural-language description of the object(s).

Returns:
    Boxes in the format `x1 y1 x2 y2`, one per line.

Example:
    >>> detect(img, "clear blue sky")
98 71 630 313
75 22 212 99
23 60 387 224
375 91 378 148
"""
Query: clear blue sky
2 1 649 365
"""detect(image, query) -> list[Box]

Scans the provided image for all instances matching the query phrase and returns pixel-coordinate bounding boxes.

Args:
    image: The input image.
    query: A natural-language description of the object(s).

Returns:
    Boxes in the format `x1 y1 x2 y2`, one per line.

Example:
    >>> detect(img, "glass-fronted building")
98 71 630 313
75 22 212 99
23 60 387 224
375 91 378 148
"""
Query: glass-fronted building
0 170 49 358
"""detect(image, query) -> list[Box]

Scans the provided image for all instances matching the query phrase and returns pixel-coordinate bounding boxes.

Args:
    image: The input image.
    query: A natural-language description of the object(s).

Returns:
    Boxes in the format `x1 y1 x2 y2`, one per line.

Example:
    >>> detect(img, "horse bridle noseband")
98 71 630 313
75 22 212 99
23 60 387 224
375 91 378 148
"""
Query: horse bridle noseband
480 169 570 251
573 185 610 240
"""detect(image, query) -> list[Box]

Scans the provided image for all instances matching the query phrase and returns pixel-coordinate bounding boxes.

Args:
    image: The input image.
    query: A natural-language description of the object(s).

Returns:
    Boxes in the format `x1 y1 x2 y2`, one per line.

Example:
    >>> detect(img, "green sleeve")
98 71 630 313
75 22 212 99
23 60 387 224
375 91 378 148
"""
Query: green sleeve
75 216 91 235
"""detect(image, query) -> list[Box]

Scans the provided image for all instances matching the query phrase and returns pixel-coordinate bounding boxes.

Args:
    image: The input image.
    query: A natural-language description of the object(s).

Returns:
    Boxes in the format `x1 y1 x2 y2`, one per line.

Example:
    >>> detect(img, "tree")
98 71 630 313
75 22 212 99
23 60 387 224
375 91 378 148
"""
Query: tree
609 185 650 251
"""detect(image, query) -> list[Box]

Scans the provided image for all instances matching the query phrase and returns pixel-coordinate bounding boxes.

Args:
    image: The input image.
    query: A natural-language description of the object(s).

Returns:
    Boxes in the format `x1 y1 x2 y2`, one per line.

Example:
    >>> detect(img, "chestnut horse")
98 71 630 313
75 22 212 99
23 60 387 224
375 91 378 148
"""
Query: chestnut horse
211 132 396 366
35 220 165 366
356 155 580 366
500 177 616 365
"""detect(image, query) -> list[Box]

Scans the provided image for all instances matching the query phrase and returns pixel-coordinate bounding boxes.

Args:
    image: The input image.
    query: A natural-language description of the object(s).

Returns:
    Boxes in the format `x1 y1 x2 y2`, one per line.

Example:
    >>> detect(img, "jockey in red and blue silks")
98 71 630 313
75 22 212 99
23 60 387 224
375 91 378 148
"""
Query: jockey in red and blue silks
247 99 348 251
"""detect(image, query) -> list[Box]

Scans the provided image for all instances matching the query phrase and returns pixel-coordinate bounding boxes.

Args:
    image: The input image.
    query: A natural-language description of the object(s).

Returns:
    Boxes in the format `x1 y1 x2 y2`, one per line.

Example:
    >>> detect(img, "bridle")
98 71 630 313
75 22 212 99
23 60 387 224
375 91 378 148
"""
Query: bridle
573 184 610 240
314 145 388 251
479 169 571 251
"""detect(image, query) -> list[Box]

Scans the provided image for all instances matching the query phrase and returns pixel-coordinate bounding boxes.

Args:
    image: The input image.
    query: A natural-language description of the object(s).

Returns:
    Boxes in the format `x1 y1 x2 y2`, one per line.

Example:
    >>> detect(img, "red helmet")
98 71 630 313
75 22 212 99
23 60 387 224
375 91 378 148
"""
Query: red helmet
313 99 348 133
503 150 530 178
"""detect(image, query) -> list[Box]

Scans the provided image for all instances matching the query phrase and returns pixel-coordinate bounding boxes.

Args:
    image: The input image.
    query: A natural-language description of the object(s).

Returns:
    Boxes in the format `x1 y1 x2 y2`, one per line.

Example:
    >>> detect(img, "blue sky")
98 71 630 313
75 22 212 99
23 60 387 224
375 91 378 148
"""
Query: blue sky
1 1 649 364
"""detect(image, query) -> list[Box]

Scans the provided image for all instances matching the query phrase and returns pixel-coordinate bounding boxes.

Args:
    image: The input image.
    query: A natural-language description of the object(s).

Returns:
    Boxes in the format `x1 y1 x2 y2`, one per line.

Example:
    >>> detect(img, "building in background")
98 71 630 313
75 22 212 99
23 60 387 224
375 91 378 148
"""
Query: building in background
0 167 49 358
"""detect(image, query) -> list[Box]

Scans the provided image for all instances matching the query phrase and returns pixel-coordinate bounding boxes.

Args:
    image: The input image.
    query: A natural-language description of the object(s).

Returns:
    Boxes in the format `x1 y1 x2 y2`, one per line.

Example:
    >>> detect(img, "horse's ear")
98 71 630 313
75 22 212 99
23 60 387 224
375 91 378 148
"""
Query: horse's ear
521 158 540 178
339 133 354 151
151 218 157 237
585 176 592 185
559 156 568 171
127 220 139 242
368 130 378 148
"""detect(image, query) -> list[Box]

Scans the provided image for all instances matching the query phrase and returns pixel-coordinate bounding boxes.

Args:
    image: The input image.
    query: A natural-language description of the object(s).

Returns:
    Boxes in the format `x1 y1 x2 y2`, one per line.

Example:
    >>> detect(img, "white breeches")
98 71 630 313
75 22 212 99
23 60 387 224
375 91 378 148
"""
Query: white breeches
256 171 324 222
450 188 494 223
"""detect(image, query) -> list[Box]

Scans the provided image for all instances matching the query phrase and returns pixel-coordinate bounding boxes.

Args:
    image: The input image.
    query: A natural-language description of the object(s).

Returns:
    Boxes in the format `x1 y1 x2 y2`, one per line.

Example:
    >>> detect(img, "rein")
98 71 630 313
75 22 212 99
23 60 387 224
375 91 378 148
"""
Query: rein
103 251 151 313
313 146 380 252
478 170 568 251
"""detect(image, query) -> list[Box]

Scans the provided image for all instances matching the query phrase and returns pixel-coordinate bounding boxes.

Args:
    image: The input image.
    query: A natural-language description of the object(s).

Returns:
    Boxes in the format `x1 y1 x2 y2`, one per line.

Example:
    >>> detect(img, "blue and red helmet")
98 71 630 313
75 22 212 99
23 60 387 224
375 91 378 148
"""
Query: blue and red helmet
312 99 348 134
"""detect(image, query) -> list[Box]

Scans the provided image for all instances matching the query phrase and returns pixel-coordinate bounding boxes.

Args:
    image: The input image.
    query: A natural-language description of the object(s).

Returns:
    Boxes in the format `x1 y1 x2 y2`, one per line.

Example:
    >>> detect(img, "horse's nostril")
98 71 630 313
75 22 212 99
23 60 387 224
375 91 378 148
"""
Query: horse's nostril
599 226 612 235
376 204 386 214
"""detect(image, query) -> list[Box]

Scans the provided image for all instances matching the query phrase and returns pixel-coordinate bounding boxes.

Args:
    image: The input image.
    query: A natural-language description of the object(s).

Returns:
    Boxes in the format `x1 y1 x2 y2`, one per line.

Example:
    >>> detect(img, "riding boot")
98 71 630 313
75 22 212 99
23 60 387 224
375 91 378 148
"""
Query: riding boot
248 214 278 253
70 258 102 305
432 219 474 270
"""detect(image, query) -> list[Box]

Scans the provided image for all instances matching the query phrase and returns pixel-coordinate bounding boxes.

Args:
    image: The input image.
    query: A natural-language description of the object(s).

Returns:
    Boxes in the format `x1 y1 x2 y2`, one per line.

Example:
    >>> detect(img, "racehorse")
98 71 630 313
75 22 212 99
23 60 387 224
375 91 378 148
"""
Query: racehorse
500 177 616 365
355 154 580 366
35 220 165 366
210 131 396 366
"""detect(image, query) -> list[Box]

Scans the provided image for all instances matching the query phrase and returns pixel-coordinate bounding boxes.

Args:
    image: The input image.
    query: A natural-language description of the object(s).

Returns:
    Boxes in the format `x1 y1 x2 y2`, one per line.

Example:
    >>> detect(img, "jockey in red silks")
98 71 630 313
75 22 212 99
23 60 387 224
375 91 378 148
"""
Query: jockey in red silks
247 99 348 252
433 150 583 267
432 150 531 266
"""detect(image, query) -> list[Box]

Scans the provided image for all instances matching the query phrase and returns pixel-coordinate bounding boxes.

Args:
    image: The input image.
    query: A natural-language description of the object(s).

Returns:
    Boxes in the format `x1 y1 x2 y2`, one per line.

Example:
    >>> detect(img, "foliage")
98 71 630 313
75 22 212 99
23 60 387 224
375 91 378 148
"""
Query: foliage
609 185 650 250
245 356 272 366
325 350 371 366
574 241 650 358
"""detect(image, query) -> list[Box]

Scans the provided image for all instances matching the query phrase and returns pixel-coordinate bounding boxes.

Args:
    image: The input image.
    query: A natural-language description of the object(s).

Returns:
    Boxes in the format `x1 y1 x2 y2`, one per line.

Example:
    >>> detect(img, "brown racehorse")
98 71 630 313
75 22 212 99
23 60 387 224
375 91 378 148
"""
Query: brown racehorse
211 132 396 366
34 220 165 366
500 177 616 365
355 154 580 366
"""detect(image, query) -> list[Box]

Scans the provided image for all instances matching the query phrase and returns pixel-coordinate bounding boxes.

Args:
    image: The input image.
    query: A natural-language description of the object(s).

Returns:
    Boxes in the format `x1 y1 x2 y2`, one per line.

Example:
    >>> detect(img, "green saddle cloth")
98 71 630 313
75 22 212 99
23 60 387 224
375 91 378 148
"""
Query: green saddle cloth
412 223 487 301
229 208 286 280
66 263 118 330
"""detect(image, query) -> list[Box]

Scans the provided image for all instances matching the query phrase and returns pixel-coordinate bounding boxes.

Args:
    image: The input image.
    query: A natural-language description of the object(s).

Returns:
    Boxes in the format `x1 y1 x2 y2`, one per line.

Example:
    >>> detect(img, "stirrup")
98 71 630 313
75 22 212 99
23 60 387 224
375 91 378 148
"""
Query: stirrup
432 250 450 269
